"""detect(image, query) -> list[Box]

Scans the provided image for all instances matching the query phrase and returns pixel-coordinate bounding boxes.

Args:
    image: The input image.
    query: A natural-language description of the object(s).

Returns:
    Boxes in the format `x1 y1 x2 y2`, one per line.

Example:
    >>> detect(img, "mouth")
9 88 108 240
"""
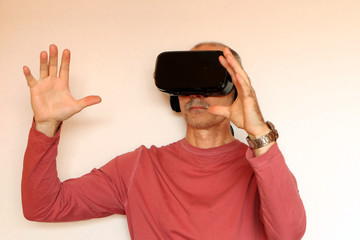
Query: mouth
189 106 208 110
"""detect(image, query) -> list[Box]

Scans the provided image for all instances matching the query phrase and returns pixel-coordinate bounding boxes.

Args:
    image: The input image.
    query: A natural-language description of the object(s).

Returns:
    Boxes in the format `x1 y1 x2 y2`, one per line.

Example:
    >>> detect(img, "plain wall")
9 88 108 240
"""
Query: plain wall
1 0 359 239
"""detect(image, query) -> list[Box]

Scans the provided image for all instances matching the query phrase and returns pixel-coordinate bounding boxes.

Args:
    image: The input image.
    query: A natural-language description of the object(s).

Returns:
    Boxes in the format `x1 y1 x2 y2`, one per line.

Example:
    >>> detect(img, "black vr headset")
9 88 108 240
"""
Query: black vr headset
154 51 235 112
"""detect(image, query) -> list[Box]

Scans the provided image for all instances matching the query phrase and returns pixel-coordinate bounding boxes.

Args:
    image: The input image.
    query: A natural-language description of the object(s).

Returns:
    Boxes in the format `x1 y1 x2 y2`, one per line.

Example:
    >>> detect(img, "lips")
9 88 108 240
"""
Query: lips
190 106 207 110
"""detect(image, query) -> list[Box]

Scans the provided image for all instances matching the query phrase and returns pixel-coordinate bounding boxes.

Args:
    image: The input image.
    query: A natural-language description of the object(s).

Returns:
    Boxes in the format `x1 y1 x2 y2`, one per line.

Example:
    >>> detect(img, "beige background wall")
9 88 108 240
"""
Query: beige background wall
1 0 359 239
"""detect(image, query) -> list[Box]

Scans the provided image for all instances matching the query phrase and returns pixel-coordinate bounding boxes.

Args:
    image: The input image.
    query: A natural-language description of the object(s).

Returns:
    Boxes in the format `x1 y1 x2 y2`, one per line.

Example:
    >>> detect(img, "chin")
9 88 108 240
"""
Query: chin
185 114 226 130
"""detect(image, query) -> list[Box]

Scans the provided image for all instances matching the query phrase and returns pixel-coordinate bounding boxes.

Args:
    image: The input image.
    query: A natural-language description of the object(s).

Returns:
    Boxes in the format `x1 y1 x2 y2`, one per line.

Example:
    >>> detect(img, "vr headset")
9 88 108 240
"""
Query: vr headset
154 51 234 112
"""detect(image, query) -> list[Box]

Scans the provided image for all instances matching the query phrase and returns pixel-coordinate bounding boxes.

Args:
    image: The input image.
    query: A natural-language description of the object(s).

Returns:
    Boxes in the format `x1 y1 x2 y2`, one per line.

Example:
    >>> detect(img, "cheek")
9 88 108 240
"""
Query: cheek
207 96 234 106
178 96 188 112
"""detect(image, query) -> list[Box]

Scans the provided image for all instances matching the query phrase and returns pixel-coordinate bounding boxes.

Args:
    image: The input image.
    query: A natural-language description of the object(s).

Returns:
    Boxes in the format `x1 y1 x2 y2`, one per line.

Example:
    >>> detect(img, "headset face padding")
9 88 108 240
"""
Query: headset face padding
170 96 181 112
169 89 237 113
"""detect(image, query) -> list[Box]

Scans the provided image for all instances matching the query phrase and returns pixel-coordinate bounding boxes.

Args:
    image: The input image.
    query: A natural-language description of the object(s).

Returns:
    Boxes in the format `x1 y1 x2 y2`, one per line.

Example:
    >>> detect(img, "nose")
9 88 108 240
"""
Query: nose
188 95 206 99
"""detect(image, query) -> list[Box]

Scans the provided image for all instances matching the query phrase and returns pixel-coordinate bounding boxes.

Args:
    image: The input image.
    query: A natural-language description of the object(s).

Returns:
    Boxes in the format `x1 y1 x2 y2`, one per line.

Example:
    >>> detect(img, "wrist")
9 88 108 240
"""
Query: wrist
252 141 276 157
246 121 279 150
247 123 271 139
34 120 61 137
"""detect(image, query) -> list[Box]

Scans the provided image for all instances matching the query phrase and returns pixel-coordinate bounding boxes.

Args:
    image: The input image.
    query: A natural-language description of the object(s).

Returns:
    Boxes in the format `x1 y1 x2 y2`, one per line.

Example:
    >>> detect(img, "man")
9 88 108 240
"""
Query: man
22 42 306 239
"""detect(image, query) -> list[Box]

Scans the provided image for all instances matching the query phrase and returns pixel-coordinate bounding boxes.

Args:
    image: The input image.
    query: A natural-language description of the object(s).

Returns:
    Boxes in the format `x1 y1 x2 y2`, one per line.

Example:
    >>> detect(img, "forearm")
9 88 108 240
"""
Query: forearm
21 122 63 221
247 143 306 240
246 121 277 157
252 141 275 157
34 120 61 137
22 122 123 222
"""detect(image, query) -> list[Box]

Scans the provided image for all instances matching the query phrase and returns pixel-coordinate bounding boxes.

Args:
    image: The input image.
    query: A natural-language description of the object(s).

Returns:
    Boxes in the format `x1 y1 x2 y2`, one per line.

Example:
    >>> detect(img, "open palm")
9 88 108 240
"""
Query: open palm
23 45 101 136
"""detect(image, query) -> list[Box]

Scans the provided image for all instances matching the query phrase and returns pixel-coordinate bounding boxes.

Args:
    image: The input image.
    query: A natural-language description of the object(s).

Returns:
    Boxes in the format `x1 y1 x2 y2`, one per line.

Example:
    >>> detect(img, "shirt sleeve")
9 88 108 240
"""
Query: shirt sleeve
246 143 306 240
21 122 134 222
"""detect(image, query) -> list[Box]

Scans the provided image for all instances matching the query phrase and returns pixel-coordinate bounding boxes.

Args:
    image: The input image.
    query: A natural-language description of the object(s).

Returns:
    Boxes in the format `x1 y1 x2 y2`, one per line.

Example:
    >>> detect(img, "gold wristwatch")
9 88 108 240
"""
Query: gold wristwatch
246 121 279 149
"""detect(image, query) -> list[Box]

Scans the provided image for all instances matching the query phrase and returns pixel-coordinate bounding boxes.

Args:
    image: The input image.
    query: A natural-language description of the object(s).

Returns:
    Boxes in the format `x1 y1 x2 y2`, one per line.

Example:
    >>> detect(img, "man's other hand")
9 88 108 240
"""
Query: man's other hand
23 44 101 137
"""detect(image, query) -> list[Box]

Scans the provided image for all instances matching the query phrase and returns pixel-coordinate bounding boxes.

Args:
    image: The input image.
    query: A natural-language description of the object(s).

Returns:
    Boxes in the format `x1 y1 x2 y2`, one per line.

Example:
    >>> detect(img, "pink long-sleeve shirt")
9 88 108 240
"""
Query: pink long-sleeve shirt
22 123 306 239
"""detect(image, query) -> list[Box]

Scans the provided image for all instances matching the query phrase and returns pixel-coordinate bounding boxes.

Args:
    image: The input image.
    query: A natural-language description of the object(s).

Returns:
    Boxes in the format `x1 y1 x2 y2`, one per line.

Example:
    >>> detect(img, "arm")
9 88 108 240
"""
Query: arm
209 48 306 238
22 122 125 221
21 45 121 221
247 143 306 239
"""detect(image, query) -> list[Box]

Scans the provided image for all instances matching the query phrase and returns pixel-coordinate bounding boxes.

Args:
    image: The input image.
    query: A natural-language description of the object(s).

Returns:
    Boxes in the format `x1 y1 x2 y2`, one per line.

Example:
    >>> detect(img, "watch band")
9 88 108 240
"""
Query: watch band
246 121 279 149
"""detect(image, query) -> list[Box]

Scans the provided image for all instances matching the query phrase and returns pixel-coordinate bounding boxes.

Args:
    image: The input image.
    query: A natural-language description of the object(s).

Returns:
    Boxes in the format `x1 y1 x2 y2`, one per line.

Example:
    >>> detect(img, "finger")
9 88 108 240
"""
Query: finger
76 95 102 111
23 66 37 87
220 55 245 96
220 49 251 90
235 73 255 99
59 49 71 82
40 51 48 79
48 44 58 77
223 48 251 86
219 55 236 80
207 105 231 118
223 47 243 73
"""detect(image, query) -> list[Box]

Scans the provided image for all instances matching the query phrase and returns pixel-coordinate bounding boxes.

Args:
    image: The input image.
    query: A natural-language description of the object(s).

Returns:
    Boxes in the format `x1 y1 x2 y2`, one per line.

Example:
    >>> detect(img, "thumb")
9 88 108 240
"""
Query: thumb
77 95 102 111
207 105 231 118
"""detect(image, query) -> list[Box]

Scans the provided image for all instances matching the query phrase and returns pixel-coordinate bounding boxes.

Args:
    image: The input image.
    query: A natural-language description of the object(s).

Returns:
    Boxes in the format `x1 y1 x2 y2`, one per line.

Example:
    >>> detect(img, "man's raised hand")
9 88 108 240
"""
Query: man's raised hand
23 44 101 137
208 47 270 139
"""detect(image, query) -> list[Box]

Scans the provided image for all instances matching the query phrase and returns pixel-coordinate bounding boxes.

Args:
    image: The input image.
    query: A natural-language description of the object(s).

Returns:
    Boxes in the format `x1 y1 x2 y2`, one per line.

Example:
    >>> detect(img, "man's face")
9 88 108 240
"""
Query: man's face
178 43 236 129
179 91 235 129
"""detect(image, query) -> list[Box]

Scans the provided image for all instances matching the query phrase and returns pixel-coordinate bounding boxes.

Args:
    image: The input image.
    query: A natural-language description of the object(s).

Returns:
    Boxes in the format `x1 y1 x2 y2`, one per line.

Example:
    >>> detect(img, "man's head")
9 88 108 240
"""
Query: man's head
177 42 240 130
169 42 240 103
170 42 240 112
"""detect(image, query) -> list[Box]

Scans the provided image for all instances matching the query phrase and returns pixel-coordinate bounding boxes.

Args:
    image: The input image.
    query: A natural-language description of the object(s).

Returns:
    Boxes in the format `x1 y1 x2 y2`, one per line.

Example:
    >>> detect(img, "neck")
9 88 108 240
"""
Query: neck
185 122 235 149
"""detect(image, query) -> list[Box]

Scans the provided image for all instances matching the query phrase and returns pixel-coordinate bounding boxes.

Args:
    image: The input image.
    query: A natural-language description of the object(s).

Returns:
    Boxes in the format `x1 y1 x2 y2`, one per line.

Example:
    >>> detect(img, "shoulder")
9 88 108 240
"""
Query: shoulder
107 139 184 167
143 139 185 155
